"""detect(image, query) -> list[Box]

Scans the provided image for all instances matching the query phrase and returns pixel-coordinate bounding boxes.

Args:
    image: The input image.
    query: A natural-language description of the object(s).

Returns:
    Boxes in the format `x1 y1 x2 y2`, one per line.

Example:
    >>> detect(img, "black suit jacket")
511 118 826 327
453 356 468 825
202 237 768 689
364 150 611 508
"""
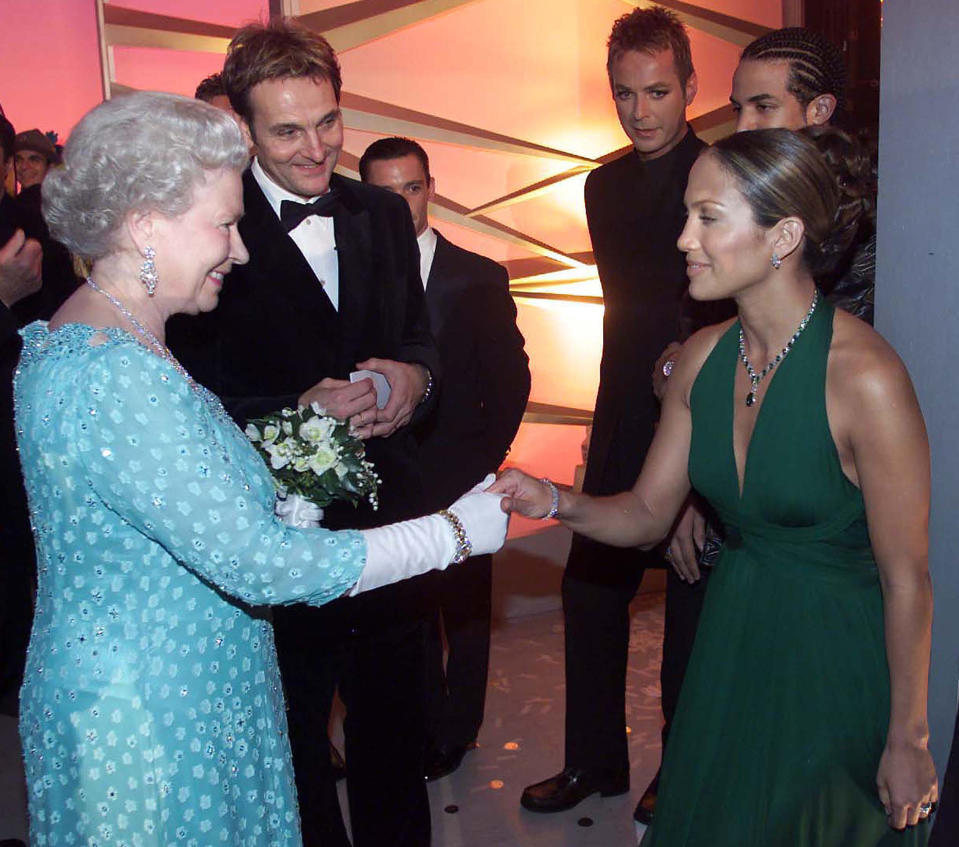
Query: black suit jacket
415 231 529 511
582 129 705 497
169 169 440 530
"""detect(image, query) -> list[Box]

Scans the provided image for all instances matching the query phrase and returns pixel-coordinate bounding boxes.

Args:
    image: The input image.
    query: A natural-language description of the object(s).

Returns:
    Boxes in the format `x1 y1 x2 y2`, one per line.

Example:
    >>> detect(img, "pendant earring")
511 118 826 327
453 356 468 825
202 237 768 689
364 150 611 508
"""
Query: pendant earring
139 246 158 296
770 252 782 270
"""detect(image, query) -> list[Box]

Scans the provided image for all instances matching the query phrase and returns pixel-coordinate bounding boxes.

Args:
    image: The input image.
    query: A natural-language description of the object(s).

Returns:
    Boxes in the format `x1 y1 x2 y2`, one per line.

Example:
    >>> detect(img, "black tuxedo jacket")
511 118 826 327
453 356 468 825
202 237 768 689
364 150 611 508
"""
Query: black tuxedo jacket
415 231 529 510
582 129 705 497
168 169 440 530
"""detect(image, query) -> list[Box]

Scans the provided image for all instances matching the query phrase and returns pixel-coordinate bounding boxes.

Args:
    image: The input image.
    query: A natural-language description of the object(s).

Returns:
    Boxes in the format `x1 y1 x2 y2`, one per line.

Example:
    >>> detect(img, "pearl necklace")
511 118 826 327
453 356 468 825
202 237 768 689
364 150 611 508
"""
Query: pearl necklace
738 289 819 407
85 277 197 389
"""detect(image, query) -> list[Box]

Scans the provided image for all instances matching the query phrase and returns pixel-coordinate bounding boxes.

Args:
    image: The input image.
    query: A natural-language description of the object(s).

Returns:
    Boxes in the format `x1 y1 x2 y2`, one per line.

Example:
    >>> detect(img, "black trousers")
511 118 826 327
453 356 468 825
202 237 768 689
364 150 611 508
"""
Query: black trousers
424 553 492 749
0 535 34 717
562 534 711 777
274 603 431 847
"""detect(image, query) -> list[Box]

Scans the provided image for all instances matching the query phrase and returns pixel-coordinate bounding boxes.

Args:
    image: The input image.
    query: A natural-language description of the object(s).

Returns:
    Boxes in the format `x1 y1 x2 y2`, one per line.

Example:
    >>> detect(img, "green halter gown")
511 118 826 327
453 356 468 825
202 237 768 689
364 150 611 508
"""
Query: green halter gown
641 298 930 846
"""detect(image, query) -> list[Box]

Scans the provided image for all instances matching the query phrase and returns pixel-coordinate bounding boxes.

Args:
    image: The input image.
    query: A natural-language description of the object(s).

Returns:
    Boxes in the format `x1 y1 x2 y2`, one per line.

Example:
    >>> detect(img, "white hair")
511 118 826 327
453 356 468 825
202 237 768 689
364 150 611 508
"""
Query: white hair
43 91 249 259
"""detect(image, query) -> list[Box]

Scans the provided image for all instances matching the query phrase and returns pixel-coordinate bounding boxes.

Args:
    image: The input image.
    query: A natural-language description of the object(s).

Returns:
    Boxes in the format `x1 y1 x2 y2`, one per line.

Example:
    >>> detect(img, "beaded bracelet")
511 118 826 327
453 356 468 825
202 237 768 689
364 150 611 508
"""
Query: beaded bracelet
438 508 472 564
540 477 560 520
418 368 434 405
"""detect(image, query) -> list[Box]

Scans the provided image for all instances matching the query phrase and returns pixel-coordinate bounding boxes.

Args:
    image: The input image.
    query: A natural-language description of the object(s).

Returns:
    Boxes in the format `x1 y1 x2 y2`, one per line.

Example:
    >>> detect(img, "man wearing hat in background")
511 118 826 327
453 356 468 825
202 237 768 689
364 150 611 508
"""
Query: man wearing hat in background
13 129 57 221
9 128 77 323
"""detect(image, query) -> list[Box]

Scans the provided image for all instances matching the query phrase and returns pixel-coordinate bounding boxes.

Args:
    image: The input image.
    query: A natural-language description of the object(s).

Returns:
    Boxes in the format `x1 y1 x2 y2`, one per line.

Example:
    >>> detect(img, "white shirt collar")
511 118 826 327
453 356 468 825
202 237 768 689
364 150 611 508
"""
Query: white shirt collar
417 226 438 290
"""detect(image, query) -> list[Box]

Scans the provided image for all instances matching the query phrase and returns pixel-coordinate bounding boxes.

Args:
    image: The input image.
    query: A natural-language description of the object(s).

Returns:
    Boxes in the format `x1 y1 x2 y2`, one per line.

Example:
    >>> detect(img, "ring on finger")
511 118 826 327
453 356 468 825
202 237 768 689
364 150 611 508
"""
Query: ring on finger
919 801 934 817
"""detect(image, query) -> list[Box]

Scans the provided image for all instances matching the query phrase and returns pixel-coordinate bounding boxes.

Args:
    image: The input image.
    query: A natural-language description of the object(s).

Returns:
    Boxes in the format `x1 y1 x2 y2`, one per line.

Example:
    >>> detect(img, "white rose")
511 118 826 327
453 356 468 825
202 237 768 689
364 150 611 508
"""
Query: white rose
300 415 335 444
266 442 290 470
245 424 261 442
262 424 280 444
282 421 294 436
308 445 338 476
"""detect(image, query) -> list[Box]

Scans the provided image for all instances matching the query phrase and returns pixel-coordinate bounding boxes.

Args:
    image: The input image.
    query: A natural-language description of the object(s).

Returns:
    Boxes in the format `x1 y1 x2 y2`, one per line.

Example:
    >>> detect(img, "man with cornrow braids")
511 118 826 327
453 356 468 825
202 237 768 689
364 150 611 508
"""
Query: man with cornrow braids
732 27 846 133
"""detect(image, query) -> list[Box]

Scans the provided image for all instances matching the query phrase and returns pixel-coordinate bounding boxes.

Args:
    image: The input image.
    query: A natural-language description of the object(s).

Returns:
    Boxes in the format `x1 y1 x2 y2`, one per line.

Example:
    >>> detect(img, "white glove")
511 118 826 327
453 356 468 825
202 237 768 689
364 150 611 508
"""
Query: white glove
275 493 324 528
351 474 508 596
448 473 509 557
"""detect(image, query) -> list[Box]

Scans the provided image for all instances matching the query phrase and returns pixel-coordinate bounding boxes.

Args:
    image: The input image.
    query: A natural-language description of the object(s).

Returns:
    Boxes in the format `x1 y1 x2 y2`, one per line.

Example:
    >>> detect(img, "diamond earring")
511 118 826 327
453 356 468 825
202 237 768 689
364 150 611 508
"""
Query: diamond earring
139 246 158 295
770 252 782 270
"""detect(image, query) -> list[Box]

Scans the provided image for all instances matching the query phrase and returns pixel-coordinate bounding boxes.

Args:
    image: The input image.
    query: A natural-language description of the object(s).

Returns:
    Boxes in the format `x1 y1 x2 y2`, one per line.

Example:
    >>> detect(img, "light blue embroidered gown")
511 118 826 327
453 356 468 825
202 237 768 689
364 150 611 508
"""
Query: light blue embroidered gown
14 322 367 847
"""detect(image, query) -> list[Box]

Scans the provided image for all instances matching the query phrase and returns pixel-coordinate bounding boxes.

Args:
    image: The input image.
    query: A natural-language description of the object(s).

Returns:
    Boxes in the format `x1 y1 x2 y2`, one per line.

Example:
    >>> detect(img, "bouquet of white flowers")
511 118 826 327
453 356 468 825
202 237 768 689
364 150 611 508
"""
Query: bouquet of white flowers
245 403 380 526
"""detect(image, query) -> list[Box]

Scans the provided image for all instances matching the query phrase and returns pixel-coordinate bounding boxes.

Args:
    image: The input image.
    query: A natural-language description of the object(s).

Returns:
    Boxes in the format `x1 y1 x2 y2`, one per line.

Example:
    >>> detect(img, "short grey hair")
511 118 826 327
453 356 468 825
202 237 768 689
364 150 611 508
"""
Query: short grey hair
43 91 249 260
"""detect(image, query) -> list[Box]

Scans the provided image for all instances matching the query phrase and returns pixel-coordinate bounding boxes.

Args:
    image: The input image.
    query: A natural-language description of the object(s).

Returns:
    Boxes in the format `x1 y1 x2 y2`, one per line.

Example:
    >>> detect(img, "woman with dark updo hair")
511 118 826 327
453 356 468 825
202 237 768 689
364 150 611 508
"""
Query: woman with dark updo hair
492 128 936 845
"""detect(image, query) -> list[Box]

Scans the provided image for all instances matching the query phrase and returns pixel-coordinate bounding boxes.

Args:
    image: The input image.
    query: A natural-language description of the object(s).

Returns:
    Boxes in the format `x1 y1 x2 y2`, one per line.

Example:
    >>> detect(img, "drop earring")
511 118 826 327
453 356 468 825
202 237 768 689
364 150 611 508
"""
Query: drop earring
770 252 782 270
139 246 158 295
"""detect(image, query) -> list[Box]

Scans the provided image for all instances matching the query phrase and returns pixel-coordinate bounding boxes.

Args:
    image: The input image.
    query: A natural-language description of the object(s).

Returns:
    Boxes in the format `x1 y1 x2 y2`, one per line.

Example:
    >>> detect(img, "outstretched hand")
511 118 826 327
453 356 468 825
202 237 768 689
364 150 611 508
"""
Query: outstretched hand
489 468 554 519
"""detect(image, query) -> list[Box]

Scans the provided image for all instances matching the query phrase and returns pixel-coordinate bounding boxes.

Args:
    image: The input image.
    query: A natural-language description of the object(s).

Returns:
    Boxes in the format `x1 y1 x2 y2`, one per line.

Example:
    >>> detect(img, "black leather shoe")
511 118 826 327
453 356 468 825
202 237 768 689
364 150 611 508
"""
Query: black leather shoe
633 771 659 824
520 766 629 812
424 741 477 781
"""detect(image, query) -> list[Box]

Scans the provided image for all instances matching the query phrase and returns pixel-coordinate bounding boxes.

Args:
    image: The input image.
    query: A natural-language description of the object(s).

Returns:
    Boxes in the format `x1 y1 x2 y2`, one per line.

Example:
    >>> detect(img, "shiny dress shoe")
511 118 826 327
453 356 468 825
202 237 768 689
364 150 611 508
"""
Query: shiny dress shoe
520 766 629 812
633 770 659 824
424 740 477 782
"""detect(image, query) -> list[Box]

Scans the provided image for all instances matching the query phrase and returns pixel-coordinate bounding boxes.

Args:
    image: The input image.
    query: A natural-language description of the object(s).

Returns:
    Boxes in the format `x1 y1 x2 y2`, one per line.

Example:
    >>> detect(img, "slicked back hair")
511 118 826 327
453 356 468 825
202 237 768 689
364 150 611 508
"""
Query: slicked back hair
741 27 846 117
606 6 694 89
359 137 430 183
222 20 342 127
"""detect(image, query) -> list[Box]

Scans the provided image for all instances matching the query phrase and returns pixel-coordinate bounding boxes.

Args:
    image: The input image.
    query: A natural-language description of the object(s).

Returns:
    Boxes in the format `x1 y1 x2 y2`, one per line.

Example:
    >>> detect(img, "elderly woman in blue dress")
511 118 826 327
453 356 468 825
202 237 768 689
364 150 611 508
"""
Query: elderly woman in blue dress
14 92 507 845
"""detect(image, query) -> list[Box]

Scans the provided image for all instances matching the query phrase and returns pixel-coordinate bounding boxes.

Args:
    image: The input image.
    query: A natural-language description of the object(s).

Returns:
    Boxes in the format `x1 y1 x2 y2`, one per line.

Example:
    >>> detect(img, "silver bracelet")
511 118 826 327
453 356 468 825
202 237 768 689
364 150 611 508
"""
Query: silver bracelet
540 477 560 520
438 508 472 564
418 368 434 405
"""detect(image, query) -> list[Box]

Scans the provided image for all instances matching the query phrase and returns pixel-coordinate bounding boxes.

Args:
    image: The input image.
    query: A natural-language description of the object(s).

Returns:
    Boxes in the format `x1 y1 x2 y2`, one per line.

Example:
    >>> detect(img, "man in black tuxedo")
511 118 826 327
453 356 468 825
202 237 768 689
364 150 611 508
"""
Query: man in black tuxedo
167 21 439 847
519 7 708 823
360 137 530 781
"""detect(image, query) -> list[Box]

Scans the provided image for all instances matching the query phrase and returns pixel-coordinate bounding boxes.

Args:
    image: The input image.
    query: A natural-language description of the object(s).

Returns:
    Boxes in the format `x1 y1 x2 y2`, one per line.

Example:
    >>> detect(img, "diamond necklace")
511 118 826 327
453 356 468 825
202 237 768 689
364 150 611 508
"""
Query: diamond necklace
85 277 197 390
738 289 819 407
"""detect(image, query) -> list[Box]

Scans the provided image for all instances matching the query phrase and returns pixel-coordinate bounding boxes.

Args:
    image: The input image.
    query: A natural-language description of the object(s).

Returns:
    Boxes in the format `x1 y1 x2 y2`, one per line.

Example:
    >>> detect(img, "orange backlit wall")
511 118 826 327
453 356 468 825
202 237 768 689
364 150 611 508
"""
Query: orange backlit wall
2 1 782 541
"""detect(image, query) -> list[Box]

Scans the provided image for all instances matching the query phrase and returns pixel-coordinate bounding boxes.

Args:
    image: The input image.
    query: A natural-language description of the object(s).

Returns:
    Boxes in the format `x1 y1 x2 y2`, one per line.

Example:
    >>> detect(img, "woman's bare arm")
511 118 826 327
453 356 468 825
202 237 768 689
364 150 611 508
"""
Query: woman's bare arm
493 324 726 549
830 318 937 829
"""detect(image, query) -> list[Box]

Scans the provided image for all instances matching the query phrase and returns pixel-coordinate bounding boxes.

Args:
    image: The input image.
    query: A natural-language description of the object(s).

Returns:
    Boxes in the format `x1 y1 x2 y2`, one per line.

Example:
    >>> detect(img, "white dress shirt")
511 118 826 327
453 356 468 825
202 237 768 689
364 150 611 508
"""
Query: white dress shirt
251 157 340 310
417 226 438 291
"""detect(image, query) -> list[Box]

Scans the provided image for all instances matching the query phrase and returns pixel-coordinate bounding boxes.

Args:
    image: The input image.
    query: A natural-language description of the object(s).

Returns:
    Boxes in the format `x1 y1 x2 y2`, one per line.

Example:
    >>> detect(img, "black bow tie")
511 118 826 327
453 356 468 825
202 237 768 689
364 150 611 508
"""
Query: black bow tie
280 190 341 232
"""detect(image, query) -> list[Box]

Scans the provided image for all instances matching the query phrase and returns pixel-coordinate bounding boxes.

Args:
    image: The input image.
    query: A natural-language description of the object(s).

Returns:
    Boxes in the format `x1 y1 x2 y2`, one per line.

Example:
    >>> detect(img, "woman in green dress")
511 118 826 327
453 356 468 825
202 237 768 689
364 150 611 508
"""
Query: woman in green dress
492 128 936 845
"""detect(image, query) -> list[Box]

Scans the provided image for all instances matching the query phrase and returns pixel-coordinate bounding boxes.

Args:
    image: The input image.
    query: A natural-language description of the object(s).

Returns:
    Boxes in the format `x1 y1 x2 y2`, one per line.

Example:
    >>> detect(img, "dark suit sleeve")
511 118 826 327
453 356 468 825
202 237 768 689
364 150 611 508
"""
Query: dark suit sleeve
0 303 18 356
388 197 441 425
468 265 529 471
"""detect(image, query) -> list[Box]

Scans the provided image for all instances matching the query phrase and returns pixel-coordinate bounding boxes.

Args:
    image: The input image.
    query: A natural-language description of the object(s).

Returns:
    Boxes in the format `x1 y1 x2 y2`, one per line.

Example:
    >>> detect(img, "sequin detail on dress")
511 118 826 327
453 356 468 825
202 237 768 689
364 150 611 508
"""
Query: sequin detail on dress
14 321 366 846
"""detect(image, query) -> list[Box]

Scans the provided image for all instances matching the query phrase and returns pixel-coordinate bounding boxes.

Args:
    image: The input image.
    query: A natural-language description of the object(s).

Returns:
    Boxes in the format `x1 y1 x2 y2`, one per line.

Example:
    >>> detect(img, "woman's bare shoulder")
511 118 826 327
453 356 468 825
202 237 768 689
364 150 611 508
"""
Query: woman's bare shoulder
670 318 737 405
829 309 916 408
681 318 736 370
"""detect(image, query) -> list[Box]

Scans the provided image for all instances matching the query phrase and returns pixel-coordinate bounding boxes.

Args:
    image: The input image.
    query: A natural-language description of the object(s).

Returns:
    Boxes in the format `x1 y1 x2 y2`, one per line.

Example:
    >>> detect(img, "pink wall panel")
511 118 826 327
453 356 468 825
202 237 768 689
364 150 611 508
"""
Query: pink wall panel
112 0 267 27
0 0 102 142
112 47 227 96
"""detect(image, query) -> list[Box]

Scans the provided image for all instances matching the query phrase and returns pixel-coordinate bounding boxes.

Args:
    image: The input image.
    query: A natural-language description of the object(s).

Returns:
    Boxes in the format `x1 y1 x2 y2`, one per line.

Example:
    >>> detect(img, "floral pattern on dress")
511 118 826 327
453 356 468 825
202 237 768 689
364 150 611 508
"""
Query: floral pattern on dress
14 322 367 846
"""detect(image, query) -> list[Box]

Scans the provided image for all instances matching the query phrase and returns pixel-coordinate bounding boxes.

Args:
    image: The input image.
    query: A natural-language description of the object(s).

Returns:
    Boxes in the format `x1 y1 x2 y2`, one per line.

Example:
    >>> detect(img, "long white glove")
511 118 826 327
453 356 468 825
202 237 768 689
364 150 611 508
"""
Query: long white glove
351 474 508 596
